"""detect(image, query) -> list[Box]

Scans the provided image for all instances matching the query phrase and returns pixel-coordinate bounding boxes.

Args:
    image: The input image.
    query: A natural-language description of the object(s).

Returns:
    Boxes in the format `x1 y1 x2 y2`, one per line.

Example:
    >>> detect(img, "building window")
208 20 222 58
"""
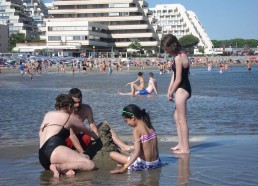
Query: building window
48 36 61 41
109 3 129 8
109 12 119 16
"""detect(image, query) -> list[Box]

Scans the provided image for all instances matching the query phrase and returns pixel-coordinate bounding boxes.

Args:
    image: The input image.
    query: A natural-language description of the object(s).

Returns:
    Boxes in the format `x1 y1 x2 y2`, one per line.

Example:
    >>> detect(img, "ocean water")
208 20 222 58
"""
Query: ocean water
0 66 258 185
0 66 257 145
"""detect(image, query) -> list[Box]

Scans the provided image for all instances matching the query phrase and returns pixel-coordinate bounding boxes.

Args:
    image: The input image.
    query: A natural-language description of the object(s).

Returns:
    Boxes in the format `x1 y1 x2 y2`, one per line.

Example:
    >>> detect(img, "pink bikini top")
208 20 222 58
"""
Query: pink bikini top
135 131 157 143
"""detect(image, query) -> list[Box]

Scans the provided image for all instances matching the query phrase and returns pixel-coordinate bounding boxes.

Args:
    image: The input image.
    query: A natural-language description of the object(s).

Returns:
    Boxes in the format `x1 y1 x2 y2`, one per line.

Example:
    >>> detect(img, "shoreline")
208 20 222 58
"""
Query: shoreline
0 63 254 75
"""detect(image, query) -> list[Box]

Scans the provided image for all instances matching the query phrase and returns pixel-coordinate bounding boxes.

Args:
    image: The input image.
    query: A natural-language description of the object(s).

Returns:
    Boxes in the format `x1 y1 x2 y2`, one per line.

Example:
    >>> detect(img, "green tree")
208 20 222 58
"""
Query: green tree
179 34 199 54
128 40 143 57
9 33 26 51
211 38 258 48
128 40 142 50
27 37 45 43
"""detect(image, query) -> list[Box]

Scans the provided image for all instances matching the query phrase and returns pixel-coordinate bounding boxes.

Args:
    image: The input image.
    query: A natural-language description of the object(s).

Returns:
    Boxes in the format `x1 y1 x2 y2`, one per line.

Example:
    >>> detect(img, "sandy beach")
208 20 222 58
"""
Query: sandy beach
0 135 258 185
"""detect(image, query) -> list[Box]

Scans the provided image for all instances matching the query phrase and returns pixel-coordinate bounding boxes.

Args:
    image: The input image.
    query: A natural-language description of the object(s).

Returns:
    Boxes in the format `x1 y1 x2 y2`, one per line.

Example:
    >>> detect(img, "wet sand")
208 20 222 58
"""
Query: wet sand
0 135 258 185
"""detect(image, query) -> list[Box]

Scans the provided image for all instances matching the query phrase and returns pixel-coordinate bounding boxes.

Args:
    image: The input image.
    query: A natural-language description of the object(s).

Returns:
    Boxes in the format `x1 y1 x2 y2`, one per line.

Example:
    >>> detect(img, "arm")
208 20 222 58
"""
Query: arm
167 72 174 100
85 105 99 136
153 81 158 95
126 77 139 86
168 58 183 101
110 129 141 174
69 128 84 153
71 116 99 140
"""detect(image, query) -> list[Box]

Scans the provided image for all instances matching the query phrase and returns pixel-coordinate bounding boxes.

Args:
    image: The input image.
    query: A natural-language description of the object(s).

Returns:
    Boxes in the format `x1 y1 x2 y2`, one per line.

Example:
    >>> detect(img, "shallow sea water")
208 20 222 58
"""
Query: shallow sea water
0 66 258 185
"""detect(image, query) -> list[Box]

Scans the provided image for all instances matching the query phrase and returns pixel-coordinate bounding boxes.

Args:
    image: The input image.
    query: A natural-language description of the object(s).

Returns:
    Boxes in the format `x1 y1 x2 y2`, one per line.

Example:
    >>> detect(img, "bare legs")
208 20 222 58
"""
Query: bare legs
171 88 190 154
50 164 75 177
118 83 142 96
50 146 96 177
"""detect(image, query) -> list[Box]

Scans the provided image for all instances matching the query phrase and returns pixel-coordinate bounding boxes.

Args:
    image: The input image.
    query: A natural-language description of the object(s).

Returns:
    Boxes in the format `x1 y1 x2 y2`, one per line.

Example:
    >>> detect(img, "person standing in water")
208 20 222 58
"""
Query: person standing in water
161 34 191 154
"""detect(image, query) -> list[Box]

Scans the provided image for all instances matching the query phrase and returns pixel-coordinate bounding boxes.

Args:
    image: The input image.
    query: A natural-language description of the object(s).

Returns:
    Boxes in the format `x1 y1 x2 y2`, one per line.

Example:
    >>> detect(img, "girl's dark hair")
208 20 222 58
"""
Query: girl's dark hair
55 94 74 110
68 88 82 99
161 34 182 55
138 72 143 76
121 104 153 129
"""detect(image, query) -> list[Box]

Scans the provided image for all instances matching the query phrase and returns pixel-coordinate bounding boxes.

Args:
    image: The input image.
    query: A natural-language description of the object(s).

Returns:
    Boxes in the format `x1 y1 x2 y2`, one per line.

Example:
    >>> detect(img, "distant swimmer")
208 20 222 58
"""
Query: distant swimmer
118 72 158 96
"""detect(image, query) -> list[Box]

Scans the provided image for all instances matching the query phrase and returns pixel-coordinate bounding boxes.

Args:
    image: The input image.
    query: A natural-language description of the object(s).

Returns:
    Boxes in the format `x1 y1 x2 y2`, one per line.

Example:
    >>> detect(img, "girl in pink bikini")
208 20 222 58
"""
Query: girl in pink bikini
110 104 162 174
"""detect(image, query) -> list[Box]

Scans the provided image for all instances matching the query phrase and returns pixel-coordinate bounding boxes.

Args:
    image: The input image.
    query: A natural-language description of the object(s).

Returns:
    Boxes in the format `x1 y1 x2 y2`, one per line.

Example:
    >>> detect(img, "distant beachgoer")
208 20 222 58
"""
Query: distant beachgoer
60 62 65 73
110 104 162 174
26 64 34 80
118 72 158 96
120 72 145 94
19 62 25 77
207 62 212 71
246 60 251 73
159 63 164 74
38 94 99 177
82 61 87 74
77 61 81 72
71 61 75 75
162 34 191 154
219 63 224 73
108 63 113 75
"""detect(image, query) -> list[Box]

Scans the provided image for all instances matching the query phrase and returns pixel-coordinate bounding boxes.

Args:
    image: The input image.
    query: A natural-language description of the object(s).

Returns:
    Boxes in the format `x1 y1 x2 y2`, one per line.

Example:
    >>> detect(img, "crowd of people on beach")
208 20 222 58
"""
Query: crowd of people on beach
1 48 256 79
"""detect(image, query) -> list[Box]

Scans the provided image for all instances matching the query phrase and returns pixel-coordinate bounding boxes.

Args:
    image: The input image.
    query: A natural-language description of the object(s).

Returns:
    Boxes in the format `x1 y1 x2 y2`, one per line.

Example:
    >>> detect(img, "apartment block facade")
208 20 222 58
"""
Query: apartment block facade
40 0 160 56
150 4 213 54
0 0 38 39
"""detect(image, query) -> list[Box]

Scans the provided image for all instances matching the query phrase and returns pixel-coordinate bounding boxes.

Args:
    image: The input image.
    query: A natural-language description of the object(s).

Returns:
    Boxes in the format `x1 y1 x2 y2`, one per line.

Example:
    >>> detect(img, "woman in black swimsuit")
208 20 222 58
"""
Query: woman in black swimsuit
161 34 191 154
39 94 99 177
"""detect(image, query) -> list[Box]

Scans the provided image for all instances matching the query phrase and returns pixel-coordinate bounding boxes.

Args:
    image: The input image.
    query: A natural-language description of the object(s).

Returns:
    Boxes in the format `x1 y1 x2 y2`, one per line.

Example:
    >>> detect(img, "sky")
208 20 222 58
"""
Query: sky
43 0 258 40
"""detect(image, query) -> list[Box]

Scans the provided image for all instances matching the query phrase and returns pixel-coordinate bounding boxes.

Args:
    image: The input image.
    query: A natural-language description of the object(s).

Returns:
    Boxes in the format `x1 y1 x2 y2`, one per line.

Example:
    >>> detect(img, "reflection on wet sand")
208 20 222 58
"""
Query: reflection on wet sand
176 154 190 186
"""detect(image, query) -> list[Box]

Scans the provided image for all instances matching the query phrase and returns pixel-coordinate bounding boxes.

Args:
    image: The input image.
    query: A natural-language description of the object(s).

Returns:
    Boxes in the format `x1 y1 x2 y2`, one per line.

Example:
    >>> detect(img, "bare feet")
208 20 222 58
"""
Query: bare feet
50 164 60 178
172 149 190 154
65 169 75 177
171 145 180 151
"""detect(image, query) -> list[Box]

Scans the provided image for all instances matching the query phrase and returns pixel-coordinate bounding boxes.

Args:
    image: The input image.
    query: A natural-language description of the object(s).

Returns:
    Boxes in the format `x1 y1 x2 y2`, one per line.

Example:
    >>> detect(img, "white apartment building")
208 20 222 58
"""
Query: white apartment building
150 4 213 54
15 0 160 56
0 0 37 39
23 0 48 26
